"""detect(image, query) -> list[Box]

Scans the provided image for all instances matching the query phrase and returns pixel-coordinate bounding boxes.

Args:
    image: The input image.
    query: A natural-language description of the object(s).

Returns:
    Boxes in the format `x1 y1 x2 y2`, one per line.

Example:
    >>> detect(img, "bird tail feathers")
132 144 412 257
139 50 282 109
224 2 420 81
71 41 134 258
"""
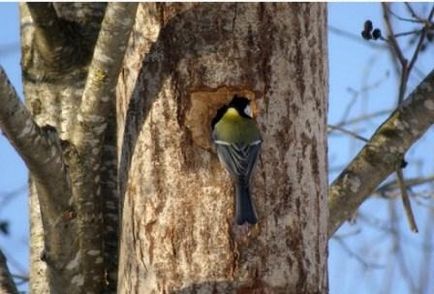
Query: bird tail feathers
235 183 257 225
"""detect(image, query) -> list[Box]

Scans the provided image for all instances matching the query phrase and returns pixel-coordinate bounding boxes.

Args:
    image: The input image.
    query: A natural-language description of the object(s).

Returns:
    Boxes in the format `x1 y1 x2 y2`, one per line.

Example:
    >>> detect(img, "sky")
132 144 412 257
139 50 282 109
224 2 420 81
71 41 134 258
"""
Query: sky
1 3 434 294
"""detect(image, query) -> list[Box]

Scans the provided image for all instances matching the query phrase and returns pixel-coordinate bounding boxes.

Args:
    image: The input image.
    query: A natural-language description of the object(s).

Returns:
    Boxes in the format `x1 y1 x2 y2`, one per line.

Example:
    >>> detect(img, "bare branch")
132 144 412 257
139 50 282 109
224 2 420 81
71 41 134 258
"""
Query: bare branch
388 202 417 292
328 124 369 142
332 236 385 269
328 69 434 237
387 5 425 24
26 3 87 69
0 250 18 294
394 29 422 38
396 169 418 232
407 5 434 74
27 3 66 52
382 3 412 105
69 3 137 292
404 2 424 22
377 175 434 194
335 109 391 127
72 3 137 151
0 67 69 215
382 3 407 66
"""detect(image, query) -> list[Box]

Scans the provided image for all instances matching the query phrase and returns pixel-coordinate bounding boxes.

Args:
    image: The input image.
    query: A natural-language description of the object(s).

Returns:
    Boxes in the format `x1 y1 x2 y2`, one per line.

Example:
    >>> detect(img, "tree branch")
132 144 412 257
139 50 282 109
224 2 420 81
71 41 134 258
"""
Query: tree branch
0 250 18 294
69 3 137 292
27 3 85 70
27 3 66 52
329 69 434 237
0 67 69 215
328 124 369 142
377 175 434 194
72 3 137 151
407 5 434 74
396 168 418 232
382 3 407 66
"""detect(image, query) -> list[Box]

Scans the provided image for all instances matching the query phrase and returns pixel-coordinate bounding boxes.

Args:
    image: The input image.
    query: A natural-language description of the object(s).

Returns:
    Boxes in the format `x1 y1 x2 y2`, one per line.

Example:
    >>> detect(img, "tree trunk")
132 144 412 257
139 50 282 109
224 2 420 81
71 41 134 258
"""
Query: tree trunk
20 3 119 293
117 3 328 293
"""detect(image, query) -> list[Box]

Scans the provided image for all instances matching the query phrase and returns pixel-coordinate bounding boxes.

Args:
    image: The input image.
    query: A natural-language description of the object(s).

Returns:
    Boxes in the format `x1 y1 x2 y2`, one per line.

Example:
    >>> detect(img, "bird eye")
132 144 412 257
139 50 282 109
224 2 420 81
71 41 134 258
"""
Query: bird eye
244 105 253 117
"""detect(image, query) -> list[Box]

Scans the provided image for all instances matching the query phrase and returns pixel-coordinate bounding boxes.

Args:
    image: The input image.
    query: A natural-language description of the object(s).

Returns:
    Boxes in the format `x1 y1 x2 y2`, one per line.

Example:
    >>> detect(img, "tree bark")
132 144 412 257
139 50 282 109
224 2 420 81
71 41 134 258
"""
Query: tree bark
20 3 134 293
117 3 328 293
0 250 18 294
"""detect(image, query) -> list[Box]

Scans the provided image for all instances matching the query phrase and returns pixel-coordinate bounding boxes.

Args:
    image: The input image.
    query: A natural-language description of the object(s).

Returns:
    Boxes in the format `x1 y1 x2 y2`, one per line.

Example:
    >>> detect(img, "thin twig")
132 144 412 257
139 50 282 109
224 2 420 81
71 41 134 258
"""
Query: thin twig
382 3 410 104
328 125 369 142
333 236 385 269
388 201 417 292
335 109 391 128
396 169 419 232
377 175 434 195
394 29 422 38
405 2 424 22
407 4 434 74
382 3 407 66
387 5 425 23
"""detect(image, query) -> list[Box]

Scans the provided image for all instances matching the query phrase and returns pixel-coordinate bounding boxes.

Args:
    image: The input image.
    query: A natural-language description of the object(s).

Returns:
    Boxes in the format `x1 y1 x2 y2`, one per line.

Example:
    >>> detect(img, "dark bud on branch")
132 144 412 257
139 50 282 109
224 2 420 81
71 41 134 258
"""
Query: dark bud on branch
361 20 383 42
361 20 374 40
364 20 373 33
372 28 382 40
361 30 372 40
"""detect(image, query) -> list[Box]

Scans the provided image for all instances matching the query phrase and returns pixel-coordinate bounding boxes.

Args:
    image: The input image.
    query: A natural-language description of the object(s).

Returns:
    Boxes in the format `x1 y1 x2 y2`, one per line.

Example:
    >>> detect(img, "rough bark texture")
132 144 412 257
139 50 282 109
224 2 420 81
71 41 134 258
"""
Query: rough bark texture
29 179 49 293
117 3 328 293
19 3 133 293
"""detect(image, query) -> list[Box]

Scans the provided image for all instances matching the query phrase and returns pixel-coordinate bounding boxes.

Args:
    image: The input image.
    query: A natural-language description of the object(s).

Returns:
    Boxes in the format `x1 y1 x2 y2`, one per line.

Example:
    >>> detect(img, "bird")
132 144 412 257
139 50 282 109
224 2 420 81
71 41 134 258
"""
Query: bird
211 95 262 225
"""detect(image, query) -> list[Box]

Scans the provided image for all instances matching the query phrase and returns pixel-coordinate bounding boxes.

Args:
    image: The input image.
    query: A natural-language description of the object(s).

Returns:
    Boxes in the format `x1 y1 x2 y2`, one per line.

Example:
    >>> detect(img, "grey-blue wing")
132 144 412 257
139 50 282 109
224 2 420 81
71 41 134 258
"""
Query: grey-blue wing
214 141 261 183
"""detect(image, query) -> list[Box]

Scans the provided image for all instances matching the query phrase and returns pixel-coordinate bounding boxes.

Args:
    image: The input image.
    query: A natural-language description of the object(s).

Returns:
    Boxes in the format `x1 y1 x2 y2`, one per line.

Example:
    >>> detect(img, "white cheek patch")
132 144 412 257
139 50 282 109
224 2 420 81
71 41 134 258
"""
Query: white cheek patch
244 105 253 118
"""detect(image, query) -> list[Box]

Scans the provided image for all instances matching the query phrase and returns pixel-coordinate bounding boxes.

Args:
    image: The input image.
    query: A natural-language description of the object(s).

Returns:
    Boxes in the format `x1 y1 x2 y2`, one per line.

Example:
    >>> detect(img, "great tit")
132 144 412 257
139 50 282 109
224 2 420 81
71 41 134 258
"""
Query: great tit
211 95 262 225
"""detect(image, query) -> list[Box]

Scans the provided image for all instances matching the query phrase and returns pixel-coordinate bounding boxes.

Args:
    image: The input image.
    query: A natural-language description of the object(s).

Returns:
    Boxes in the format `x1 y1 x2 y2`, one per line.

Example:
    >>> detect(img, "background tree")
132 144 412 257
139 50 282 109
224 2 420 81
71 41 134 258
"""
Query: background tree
327 3 434 294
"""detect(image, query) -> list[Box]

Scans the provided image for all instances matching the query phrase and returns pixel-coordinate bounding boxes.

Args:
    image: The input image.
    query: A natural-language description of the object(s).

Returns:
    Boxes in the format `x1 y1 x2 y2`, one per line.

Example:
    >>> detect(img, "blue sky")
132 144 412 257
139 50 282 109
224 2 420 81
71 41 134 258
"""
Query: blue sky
1 3 434 293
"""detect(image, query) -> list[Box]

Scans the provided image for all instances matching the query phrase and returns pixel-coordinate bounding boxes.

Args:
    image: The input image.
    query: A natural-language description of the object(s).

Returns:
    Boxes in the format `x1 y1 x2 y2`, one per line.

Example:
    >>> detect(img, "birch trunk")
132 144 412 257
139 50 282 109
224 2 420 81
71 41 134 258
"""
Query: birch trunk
117 3 328 293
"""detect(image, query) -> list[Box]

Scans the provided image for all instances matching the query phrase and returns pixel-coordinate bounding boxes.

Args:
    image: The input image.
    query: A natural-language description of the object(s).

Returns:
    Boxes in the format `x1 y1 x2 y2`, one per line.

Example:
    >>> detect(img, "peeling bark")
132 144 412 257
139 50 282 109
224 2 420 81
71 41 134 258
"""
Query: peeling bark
117 3 328 293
